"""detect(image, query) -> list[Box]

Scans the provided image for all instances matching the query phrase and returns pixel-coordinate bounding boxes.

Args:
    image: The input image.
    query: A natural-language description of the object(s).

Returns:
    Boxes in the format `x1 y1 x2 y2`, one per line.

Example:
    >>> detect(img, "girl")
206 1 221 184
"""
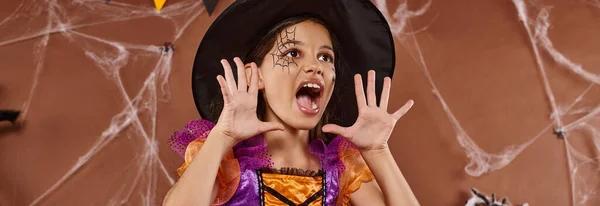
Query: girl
164 0 419 205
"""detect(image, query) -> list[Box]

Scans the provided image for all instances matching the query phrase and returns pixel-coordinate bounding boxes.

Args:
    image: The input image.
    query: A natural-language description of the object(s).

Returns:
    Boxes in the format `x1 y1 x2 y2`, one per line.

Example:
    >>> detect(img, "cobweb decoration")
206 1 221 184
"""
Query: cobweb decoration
0 0 205 205
376 0 600 205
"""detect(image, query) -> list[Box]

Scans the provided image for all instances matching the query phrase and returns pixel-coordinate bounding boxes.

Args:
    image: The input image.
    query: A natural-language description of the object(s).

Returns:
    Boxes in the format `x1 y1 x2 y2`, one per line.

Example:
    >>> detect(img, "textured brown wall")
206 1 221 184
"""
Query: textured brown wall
1 0 599 205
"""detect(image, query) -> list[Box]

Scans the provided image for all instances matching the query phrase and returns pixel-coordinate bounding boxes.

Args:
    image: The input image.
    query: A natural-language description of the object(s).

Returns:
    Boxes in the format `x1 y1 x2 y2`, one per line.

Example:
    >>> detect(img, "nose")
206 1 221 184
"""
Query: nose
302 63 323 75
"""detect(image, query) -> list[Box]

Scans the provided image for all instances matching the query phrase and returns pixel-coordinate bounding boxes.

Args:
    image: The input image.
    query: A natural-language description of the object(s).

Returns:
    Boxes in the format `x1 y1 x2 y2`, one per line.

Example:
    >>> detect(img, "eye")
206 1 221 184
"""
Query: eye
318 54 333 63
284 50 300 58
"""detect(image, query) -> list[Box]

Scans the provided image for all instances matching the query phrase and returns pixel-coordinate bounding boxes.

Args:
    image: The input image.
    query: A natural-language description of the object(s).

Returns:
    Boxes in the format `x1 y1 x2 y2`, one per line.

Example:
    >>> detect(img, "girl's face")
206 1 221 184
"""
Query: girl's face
257 20 336 130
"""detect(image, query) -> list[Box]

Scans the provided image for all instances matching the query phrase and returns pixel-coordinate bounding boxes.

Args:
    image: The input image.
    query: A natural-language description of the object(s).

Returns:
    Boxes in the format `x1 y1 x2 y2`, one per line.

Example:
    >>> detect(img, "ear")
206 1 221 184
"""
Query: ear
245 63 265 90
244 63 252 84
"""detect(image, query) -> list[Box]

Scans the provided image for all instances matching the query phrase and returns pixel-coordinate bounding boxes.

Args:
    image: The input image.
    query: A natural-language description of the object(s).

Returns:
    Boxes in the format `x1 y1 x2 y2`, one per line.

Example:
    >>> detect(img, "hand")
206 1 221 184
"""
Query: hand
322 70 413 152
214 57 284 144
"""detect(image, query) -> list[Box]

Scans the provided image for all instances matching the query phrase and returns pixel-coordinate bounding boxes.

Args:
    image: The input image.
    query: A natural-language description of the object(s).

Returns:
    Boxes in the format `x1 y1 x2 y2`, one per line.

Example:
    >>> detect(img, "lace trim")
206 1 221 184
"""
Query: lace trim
260 167 323 177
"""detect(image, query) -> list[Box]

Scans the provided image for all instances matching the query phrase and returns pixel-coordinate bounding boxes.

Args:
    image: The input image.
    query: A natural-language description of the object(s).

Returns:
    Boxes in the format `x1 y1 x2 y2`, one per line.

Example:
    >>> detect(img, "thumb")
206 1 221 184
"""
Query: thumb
257 122 285 133
322 124 348 137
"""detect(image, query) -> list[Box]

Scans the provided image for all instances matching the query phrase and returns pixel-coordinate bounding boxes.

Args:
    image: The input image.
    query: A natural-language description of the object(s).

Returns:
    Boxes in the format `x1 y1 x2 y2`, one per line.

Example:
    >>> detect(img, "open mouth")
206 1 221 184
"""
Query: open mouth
295 80 323 115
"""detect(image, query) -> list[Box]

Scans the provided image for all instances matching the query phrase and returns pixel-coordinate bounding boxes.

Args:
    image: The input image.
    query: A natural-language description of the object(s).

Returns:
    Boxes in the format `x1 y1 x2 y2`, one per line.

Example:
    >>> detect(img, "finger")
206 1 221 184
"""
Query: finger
392 100 414 120
380 77 391 110
367 70 377 107
216 75 231 103
221 59 237 94
234 57 247 91
322 124 349 137
257 122 285 133
248 63 259 96
354 74 367 109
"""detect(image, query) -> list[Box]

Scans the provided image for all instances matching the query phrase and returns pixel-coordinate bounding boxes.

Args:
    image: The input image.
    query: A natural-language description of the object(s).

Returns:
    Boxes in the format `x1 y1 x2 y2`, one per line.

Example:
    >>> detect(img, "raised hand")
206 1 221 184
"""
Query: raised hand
214 57 284 143
322 70 413 152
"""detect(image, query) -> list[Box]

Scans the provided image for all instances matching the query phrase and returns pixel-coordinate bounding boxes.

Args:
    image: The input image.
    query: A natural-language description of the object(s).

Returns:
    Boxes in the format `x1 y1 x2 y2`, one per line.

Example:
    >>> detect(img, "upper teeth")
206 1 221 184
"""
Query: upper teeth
303 83 320 89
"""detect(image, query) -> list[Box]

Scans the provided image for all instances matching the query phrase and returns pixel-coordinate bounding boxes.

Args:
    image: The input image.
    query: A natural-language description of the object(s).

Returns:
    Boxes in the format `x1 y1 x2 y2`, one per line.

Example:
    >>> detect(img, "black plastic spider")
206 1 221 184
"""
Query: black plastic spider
465 188 529 206
160 42 175 54
554 128 566 138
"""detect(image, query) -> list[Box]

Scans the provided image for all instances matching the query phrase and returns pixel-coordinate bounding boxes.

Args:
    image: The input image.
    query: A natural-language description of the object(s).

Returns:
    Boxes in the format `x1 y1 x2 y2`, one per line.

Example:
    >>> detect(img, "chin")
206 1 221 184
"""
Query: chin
284 116 321 131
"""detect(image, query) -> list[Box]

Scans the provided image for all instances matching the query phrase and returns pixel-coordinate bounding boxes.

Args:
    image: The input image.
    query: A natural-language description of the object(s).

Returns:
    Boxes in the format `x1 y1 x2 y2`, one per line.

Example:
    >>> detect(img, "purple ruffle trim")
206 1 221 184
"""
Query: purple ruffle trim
168 119 215 158
233 135 273 171
168 119 272 171
309 136 349 174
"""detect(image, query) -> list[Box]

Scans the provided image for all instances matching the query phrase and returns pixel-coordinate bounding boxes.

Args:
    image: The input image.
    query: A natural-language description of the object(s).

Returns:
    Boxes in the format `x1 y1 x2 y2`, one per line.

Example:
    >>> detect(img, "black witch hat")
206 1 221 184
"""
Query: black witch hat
192 0 395 127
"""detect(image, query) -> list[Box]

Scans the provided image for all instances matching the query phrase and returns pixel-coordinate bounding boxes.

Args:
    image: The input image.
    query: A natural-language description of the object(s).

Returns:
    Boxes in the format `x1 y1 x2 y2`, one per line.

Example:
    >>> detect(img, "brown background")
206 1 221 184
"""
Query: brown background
1 0 599 205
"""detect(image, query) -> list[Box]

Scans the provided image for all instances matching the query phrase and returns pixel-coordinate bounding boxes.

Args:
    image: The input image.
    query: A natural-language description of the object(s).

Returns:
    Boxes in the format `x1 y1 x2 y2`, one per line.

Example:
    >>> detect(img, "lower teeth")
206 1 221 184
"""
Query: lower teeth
311 102 317 109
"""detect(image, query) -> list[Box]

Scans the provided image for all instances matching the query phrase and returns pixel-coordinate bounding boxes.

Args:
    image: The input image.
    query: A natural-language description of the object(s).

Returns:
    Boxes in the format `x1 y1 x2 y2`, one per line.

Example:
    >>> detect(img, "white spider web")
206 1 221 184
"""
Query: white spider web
0 0 598 205
1 0 203 205
376 0 600 205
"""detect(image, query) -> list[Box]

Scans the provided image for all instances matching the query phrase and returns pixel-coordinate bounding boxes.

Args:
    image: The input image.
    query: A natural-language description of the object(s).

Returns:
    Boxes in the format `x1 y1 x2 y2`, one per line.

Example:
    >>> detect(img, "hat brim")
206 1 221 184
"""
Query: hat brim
192 0 395 127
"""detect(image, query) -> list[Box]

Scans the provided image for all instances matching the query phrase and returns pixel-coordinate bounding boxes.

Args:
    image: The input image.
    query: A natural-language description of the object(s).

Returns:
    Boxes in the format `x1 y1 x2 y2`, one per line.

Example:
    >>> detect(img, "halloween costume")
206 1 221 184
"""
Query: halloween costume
169 0 395 205
169 119 374 205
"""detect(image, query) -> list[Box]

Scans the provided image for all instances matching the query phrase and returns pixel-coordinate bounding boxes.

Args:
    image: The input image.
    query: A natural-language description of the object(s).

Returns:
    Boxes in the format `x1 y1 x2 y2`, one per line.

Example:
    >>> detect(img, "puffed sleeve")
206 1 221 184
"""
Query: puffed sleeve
168 119 240 205
336 140 375 205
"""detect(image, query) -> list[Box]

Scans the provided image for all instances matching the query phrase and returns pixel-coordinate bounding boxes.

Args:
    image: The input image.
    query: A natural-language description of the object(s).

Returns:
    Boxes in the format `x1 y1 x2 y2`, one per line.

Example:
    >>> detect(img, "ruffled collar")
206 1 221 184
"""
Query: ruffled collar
171 118 349 174
309 137 348 174
232 134 348 174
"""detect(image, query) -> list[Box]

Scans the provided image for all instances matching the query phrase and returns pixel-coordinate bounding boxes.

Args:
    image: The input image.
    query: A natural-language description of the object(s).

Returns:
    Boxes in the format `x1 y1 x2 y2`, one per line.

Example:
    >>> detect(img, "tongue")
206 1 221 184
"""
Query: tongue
297 95 313 109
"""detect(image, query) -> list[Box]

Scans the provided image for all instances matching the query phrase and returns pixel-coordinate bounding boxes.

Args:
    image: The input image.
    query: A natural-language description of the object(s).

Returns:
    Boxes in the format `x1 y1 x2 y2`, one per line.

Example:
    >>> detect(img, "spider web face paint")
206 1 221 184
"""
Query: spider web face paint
270 27 298 71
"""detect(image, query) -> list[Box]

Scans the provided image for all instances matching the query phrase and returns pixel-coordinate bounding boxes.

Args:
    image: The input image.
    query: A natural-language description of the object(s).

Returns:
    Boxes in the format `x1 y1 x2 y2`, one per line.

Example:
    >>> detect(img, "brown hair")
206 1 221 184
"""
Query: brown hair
245 15 342 143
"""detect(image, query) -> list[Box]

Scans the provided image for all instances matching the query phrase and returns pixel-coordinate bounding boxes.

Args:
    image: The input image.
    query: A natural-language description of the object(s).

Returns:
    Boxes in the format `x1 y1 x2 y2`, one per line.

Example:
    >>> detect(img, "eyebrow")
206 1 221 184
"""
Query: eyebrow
281 40 333 51
320 45 333 51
